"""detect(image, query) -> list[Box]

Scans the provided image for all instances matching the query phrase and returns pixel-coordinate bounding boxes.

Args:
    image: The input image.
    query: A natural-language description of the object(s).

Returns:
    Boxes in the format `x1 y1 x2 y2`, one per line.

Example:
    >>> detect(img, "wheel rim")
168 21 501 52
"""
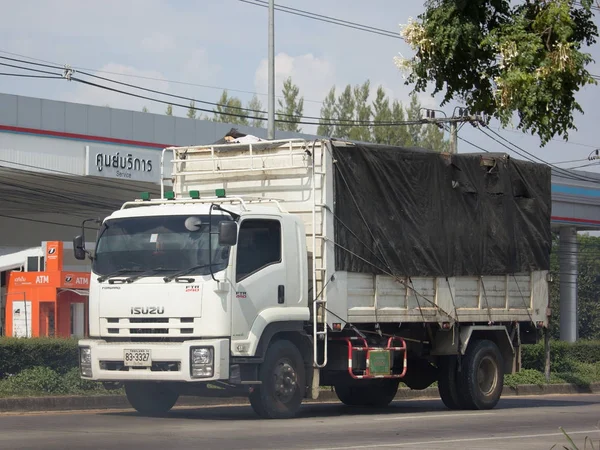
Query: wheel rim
477 355 498 396
272 358 298 403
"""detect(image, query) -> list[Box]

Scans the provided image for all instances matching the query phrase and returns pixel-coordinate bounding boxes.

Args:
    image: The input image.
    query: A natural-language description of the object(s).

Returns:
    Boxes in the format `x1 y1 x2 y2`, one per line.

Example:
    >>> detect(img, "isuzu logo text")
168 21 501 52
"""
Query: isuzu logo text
130 306 165 315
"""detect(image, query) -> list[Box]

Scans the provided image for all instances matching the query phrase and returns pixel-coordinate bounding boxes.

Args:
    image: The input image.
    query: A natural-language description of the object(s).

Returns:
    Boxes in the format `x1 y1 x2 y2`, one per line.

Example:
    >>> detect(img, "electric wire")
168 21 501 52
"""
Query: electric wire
237 0 402 39
0 50 327 105
477 125 600 184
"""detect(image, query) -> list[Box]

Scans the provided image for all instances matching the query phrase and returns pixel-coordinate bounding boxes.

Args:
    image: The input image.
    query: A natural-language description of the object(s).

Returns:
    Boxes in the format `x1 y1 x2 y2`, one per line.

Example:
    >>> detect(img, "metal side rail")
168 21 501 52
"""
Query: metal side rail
333 337 408 380
313 297 328 368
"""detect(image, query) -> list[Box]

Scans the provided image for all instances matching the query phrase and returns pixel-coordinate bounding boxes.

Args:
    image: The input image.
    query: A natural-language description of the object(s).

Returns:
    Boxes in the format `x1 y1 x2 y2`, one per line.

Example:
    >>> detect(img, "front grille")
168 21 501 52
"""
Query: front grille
130 328 169 334
102 317 198 337
130 318 169 324
100 360 181 372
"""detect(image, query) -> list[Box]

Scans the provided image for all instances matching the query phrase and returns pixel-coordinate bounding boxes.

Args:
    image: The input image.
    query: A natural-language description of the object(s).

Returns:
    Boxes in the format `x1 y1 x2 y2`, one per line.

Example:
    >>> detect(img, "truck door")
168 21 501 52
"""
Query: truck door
231 217 286 342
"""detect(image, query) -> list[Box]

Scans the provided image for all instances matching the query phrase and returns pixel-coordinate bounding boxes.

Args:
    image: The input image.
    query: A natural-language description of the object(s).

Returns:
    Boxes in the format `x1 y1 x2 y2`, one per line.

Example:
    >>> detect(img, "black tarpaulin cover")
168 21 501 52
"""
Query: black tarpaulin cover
331 141 552 277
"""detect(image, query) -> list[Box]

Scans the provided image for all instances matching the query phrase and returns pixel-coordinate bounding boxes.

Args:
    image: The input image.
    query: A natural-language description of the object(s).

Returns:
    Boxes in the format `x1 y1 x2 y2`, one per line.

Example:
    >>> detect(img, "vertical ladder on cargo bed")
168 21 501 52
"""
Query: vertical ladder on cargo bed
311 145 328 368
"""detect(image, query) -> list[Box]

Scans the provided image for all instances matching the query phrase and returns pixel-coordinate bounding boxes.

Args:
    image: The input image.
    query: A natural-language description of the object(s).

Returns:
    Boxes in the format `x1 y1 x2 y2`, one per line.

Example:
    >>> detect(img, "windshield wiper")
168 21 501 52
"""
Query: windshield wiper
163 264 216 283
97 268 143 283
124 268 178 283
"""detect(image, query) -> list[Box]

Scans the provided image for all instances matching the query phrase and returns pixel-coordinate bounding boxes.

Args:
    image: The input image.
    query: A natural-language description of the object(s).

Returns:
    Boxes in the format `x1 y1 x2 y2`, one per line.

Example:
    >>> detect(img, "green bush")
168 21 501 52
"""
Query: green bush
565 340 600 365
555 362 600 388
521 340 600 373
0 337 79 379
0 367 119 397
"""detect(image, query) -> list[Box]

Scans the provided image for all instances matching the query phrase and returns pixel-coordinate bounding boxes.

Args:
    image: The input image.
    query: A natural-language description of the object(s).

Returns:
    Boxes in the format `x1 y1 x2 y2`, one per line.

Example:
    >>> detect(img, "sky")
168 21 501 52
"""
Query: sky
1 0 600 172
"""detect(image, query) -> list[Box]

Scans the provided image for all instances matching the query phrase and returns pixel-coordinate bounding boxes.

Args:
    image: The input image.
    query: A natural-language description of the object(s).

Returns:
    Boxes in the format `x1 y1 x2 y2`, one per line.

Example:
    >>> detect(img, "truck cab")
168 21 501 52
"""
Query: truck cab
76 194 311 418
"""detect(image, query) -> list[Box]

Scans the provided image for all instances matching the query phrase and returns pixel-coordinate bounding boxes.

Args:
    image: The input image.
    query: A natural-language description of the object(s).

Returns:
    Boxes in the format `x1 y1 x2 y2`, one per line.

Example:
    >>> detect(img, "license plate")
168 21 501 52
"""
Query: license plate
368 350 391 376
123 349 151 367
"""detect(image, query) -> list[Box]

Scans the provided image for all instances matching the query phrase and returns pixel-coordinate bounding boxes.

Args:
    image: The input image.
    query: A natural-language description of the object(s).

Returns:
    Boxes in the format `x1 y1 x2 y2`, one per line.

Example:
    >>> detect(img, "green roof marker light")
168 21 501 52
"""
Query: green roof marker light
215 189 226 198
140 192 151 201
189 190 200 199
165 191 175 200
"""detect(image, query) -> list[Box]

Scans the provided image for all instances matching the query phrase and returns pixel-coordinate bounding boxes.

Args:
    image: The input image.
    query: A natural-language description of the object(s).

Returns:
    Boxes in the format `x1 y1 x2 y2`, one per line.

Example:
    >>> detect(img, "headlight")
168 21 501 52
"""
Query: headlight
192 348 212 365
79 346 93 378
190 347 214 378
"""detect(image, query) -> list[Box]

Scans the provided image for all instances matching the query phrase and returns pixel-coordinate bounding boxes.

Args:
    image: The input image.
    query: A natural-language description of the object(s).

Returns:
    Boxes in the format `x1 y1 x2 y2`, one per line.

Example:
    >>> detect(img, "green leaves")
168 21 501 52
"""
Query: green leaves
276 77 304 132
398 0 598 146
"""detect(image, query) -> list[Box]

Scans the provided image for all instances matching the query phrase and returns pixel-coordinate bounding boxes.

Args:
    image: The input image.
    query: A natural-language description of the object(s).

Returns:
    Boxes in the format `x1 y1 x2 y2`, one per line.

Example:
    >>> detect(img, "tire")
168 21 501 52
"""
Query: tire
249 339 306 419
124 382 179 417
334 379 400 407
437 355 465 410
458 339 504 410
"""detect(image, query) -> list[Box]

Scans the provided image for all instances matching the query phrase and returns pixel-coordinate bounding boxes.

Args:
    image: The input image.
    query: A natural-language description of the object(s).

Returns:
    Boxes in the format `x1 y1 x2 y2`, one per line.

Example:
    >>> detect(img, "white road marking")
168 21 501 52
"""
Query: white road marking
311 429 600 450
374 412 495 421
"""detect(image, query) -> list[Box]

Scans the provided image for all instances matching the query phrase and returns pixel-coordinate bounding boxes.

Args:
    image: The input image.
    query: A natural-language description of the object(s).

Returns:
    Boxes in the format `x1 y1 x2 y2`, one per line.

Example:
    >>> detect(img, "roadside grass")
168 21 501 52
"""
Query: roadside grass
1 339 600 397
0 367 122 397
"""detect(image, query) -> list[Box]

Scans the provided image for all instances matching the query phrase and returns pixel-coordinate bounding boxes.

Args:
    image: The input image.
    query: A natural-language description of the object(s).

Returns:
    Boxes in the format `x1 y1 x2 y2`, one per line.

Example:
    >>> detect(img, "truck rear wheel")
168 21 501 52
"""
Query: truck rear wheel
249 339 306 419
437 355 465 410
458 339 504 410
334 379 400 407
124 382 179 416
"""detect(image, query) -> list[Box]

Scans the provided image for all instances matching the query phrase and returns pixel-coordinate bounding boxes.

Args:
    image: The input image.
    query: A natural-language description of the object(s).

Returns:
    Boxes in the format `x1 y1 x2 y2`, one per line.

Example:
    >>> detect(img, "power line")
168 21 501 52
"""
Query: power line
565 162 600 170
1 57 438 127
456 135 490 153
0 49 326 105
0 73 62 79
550 158 591 165
494 126 599 150
0 61 62 77
477 125 600 184
0 213 97 230
74 68 316 120
237 0 402 39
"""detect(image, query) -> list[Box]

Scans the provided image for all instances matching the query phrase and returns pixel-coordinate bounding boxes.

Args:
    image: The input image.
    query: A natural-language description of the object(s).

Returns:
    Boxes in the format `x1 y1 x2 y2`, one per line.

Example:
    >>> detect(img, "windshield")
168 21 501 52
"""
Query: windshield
92 214 232 277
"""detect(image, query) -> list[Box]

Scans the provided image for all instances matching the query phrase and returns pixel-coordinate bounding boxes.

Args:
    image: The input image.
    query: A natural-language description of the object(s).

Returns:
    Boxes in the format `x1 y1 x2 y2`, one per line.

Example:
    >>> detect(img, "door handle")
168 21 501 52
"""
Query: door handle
278 285 285 304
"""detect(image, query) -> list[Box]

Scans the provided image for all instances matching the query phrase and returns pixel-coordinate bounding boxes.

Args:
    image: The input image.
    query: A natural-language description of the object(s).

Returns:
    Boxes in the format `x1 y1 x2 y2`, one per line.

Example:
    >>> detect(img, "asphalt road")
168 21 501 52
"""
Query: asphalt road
1 394 600 450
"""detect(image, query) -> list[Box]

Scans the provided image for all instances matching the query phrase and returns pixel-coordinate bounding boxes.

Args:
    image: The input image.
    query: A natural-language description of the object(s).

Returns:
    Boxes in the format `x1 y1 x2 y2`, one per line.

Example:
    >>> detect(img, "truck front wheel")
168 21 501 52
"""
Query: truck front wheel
124 382 179 416
249 339 306 419
334 379 400 407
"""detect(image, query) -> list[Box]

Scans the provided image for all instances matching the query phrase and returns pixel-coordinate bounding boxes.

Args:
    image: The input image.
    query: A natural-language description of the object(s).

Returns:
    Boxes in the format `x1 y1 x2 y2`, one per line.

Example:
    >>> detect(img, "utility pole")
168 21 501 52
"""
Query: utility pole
449 122 457 154
423 107 480 154
267 0 275 140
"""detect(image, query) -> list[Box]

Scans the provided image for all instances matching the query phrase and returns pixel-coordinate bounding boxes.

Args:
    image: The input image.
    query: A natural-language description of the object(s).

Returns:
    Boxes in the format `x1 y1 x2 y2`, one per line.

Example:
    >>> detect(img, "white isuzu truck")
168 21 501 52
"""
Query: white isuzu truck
74 137 552 419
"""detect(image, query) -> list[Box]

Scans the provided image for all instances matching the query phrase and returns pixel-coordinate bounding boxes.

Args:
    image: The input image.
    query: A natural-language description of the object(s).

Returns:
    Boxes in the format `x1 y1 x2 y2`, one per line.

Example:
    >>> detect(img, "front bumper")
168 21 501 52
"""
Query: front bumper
78 339 230 382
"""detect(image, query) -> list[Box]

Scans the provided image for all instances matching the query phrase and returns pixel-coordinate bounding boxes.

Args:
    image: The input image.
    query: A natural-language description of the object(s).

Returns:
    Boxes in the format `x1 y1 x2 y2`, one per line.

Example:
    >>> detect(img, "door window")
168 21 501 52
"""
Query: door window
236 219 282 282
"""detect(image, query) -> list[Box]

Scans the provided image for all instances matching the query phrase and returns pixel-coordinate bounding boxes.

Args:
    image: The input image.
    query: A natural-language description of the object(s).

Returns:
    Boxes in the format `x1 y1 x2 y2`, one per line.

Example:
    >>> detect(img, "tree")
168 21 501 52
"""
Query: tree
372 86 393 145
187 101 197 119
549 233 600 340
348 81 372 142
405 94 423 147
317 87 337 137
165 104 173 116
334 85 355 139
395 0 598 146
142 106 149 113
213 90 249 126
276 77 304 132
389 99 411 147
247 95 265 128
420 123 449 152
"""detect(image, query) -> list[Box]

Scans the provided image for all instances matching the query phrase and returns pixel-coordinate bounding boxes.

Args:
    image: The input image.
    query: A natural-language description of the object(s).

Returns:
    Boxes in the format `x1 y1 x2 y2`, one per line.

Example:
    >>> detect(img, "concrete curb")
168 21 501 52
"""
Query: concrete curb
2 382 599 413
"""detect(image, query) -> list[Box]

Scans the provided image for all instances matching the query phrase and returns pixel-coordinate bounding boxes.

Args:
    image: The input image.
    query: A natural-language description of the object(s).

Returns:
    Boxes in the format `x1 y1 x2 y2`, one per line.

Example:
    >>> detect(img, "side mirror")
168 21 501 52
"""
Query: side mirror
73 235 86 260
218 221 238 246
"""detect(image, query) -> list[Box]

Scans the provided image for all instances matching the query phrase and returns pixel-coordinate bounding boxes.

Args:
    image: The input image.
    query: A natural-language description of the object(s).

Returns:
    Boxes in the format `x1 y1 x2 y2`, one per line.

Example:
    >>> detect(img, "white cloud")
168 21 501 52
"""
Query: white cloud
181 49 222 84
254 52 337 128
141 33 176 53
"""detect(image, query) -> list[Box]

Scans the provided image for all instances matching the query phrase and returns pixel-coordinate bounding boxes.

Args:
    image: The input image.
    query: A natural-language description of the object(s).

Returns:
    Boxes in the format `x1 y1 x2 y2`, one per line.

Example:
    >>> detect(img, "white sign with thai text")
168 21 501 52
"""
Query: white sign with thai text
85 146 161 183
